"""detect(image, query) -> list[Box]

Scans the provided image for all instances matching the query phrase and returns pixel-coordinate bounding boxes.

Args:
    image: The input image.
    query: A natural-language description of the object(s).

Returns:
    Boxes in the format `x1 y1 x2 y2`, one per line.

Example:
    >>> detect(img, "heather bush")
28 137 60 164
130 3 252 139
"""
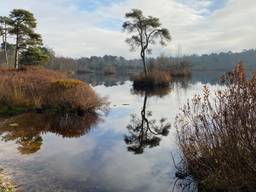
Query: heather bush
175 62 256 191
44 79 104 113
0 67 105 114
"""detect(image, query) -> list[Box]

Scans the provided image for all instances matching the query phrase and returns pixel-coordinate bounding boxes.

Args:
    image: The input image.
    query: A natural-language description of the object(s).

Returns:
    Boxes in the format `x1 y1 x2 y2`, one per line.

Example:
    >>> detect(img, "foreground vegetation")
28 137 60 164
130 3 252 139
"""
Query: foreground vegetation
0 170 14 192
175 62 256 191
0 67 105 115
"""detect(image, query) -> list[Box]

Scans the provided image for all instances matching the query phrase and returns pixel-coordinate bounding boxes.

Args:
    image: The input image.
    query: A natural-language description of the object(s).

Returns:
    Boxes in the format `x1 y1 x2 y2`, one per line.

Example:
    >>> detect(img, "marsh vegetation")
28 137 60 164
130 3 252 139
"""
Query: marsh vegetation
175 63 256 191
0 67 105 115
0 4 255 192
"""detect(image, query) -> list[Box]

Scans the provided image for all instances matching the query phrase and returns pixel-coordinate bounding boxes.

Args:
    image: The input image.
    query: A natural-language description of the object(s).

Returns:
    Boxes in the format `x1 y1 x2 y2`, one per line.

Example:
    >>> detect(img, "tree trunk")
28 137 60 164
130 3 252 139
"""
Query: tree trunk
141 49 147 76
3 22 8 67
141 91 148 129
14 34 19 69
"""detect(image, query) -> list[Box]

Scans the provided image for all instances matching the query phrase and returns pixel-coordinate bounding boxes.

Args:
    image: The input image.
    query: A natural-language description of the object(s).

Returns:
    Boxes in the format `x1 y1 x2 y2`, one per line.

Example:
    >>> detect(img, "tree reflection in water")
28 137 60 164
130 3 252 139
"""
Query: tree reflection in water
0 113 100 155
125 88 171 154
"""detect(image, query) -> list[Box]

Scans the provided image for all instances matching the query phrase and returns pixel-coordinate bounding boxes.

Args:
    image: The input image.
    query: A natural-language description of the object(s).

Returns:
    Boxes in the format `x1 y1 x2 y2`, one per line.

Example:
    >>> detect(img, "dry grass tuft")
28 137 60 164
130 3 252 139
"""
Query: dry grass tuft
133 70 171 90
51 79 83 89
175 62 256 191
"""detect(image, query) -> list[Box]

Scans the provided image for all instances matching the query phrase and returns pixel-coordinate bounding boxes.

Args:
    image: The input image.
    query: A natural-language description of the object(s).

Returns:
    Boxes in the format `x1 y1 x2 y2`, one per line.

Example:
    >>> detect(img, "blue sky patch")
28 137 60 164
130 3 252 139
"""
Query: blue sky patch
77 0 126 11
97 18 123 30
177 0 228 15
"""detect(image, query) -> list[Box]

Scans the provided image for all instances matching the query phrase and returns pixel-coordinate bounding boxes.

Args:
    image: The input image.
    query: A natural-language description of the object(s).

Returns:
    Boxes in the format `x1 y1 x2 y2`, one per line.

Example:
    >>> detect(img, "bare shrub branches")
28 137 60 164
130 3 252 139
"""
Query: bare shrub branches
175 62 256 191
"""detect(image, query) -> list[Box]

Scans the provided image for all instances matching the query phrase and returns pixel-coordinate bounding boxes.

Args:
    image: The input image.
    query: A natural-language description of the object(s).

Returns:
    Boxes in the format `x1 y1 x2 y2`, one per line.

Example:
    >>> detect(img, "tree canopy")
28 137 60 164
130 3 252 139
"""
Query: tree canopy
20 47 50 65
8 9 43 69
123 9 171 75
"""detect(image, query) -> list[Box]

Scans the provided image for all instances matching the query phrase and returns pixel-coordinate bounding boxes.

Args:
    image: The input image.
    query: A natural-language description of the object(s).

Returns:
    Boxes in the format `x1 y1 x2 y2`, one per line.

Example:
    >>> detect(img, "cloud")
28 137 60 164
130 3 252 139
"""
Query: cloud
0 0 255 58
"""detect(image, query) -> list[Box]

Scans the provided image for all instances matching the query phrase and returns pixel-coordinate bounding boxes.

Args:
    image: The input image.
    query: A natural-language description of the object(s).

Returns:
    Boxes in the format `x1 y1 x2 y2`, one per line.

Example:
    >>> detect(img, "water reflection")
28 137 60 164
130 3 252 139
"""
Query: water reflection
125 89 171 154
172 77 191 90
131 86 172 98
76 72 130 87
76 70 223 87
0 79 222 192
0 113 100 155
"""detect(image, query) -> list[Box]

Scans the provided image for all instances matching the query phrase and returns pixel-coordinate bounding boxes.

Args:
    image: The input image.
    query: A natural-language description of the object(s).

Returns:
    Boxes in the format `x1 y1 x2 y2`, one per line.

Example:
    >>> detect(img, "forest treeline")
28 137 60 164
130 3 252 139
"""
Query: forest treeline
187 49 256 71
0 48 255 73
48 49 256 73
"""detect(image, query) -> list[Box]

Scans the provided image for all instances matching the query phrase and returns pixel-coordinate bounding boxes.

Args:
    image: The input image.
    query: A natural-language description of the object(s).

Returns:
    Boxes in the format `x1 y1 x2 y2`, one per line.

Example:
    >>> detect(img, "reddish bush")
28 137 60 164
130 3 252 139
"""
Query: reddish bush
175 62 256 191
0 67 105 114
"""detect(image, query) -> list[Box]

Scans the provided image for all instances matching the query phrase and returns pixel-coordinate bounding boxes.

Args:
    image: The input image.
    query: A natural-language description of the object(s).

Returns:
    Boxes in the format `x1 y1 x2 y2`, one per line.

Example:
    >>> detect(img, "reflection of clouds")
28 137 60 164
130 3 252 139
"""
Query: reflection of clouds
93 107 131 135
94 81 139 107
0 81 223 191
98 142 172 192
41 134 98 179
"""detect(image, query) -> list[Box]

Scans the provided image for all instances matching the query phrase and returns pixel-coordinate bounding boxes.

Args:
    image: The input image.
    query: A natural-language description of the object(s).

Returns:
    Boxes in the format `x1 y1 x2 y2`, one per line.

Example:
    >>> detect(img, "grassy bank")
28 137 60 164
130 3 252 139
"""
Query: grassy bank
175 63 256 191
0 67 105 115
132 70 171 90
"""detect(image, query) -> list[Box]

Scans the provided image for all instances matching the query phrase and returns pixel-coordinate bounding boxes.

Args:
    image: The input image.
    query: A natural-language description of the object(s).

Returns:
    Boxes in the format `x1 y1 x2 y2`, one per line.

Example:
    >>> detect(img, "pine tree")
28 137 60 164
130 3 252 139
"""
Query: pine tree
8 9 42 69
123 9 171 75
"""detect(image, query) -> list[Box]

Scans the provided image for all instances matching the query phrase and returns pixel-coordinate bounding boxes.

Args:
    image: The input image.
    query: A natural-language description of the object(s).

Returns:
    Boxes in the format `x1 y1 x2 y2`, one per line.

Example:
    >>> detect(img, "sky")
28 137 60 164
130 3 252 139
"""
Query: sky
0 0 255 58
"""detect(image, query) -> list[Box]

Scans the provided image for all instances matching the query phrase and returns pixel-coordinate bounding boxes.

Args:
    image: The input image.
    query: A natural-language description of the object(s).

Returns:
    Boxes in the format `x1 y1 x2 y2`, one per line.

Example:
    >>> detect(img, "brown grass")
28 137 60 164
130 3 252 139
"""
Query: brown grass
0 67 105 114
175 62 256 191
133 70 171 90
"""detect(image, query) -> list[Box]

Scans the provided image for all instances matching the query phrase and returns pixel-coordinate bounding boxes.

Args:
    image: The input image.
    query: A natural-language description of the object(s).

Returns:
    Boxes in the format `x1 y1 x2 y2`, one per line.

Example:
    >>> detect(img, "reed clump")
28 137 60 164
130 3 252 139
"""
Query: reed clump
175 62 256 191
133 70 171 90
0 67 105 115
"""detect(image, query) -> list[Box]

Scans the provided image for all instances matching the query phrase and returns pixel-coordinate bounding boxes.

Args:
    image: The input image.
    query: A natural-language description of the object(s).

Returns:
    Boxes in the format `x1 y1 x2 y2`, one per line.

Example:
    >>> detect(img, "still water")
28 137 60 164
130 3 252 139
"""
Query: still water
0 72 222 192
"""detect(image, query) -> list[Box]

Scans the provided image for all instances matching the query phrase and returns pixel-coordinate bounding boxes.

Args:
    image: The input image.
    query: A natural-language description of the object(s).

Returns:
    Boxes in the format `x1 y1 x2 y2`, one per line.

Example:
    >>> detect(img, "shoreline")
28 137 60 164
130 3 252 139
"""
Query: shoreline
0 168 15 192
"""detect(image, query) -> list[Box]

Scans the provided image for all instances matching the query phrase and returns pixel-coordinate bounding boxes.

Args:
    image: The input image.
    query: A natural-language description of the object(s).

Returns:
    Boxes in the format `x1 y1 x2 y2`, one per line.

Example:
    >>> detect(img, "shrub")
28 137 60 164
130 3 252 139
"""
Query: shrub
51 79 83 89
44 79 104 113
0 67 105 114
175 62 256 191
133 70 171 90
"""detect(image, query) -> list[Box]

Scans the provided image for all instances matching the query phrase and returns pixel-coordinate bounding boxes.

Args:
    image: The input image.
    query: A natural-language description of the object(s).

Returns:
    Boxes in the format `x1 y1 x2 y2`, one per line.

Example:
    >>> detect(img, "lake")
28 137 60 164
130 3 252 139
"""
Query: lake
0 72 222 192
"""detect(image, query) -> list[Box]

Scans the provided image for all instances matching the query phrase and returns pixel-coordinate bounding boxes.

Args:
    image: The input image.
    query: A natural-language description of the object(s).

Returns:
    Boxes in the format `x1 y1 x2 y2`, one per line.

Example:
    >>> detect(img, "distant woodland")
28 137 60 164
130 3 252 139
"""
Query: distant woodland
0 48 255 73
